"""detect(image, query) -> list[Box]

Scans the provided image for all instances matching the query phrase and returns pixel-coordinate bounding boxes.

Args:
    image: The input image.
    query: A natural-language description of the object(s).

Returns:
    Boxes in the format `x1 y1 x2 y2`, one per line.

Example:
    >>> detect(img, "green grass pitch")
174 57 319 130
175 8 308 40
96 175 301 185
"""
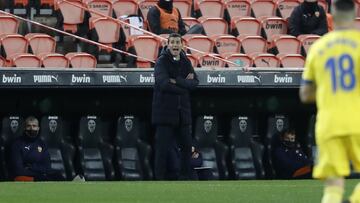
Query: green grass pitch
0 179 359 203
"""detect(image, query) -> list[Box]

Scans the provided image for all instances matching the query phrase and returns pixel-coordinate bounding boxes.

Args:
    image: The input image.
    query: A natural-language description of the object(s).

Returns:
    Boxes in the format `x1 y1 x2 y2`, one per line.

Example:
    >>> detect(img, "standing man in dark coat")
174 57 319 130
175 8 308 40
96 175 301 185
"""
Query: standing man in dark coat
152 33 199 180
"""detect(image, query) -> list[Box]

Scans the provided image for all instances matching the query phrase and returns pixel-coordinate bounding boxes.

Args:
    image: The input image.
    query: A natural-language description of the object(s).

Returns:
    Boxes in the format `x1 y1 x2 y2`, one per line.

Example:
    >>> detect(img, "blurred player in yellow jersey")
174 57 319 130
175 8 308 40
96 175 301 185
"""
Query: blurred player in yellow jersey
300 0 360 202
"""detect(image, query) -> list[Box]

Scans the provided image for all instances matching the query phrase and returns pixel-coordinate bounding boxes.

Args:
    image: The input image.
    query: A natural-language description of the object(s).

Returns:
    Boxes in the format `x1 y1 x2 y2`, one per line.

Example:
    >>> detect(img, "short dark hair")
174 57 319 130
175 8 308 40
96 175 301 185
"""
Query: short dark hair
168 33 182 43
333 0 354 11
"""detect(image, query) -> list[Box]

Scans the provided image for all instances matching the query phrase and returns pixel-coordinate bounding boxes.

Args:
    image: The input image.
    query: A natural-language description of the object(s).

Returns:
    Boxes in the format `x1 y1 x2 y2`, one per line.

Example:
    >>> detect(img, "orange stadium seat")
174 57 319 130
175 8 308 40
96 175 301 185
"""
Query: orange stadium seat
222 53 253 67
251 53 280 68
0 56 5 67
113 0 139 18
174 0 193 17
230 17 261 36
277 53 305 68
225 0 251 19
238 35 267 54
13 0 29 7
0 34 28 60
65 52 97 68
212 35 240 55
276 0 300 19
269 34 300 55
183 34 214 56
89 17 122 52
9 53 41 68
356 1 360 17
196 0 225 18
259 17 287 42
127 35 160 68
39 0 55 7
25 33 56 55
38 53 69 68
0 16 19 35
138 0 158 21
199 17 228 36
250 0 277 18
297 34 320 56
198 53 225 68
186 54 199 67
56 0 85 33
182 17 200 32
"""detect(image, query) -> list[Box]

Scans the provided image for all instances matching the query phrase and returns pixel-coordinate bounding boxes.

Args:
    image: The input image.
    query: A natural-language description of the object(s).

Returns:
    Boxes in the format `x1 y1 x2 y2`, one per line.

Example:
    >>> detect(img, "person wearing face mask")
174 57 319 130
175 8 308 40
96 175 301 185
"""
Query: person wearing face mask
272 129 313 179
288 0 328 37
9 116 65 181
147 0 204 35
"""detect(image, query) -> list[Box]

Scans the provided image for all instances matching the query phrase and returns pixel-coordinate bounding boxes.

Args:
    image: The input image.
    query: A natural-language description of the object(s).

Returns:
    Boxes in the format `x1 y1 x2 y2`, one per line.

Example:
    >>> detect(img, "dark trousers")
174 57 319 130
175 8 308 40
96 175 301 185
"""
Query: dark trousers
154 124 192 180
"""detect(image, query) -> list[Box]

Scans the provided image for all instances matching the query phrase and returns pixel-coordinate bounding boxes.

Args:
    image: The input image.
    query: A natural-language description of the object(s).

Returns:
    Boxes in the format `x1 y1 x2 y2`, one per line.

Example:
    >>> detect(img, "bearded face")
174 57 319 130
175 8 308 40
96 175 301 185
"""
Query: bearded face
124 118 133 132
10 120 19 133
204 120 213 133
276 119 284 132
239 119 247 133
49 119 58 133
88 120 96 133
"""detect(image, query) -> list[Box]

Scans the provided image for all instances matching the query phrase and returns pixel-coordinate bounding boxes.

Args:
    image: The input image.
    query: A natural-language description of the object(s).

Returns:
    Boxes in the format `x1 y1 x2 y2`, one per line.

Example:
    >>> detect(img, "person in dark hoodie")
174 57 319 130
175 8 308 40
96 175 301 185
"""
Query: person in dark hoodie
152 33 199 180
10 116 65 181
288 0 328 37
147 0 204 35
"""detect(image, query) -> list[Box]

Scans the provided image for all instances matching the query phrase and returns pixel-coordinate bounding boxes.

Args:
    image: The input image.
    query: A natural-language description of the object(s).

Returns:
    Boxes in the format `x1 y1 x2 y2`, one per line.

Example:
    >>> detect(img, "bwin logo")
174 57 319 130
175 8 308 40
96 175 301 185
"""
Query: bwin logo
2 74 21 83
207 74 226 83
71 74 91 83
274 74 293 83
265 23 283 29
139 74 155 83
33 75 58 83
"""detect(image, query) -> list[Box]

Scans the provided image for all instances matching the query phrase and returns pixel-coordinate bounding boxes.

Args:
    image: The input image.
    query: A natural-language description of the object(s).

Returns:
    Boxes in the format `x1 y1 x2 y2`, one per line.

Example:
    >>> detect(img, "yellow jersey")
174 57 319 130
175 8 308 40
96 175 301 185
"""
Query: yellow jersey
302 29 360 141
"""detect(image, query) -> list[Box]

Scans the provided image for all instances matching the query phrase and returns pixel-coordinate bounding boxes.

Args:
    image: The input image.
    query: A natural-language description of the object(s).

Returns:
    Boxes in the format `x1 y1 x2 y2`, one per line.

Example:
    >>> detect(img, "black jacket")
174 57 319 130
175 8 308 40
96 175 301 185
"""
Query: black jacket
147 5 187 35
152 48 199 126
288 3 328 37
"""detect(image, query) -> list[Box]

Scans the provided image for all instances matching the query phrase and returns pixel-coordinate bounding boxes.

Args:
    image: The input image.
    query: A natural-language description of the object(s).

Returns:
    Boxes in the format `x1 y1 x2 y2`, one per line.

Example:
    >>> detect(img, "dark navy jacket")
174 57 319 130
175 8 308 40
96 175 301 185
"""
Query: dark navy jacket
10 135 51 178
152 48 199 126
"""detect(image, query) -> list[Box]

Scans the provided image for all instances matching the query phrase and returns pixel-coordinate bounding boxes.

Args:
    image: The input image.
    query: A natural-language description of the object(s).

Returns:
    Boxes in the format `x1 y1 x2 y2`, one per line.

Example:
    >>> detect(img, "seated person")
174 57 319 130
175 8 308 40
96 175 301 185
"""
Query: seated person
147 0 204 35
272 129 313 179
288 0 328 37
10 116 83 181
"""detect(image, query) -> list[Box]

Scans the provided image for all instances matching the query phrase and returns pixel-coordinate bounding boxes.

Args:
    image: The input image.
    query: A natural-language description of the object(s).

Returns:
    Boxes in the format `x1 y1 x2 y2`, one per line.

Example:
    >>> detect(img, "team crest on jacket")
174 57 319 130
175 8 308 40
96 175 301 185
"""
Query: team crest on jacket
38 146 42 152
315 11 320 17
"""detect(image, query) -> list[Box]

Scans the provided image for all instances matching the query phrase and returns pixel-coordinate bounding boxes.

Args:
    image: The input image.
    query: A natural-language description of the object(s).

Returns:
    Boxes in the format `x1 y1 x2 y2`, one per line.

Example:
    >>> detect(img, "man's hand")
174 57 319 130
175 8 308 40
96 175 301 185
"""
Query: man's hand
186 73 194 80
170 79 176 84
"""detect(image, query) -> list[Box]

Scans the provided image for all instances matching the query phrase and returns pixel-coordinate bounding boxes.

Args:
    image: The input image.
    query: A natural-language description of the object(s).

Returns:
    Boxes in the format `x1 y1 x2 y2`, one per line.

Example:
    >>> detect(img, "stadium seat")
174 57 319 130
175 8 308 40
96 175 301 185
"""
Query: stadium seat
39 116 76 180
211 35 240 55
186 54 199 67
114 115 153 180
237 35 267 54
228 116 265 179
7 0 30 16
265 114 289 178
250 53 280 68
198 53 226 68
126 35 160 68
65 52 97 68
174 0 192 17
0 116 24 180
182 17 200 32
183 34 214 56
194 115 229 180
222 53 253 68
77 115 115 181
230 17 261 36
9 53 41 68
25 33 56 55
277 53 305 68
56 0 85 34
269 34 301 55
113 0 138 18
138 0 158 21
38 53 69 68
259 17 287 42
199 17 228 36
0 56 5 67
0 16 19 35
297 34 320 57
276 0 300 19
196 0 225 18
250 0 277 18
0 34 28 60
224 0 251 20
